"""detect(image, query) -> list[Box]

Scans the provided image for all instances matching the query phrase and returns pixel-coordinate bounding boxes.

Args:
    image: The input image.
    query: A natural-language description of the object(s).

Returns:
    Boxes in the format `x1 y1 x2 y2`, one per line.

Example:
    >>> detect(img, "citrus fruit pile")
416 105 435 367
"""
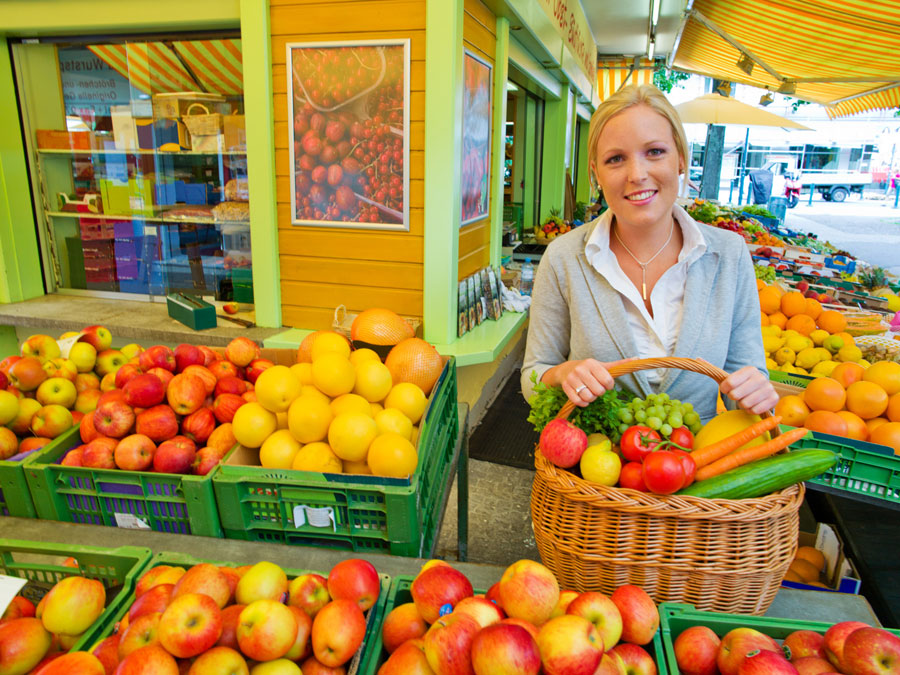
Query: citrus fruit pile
240 331 443 478
775 359 900 453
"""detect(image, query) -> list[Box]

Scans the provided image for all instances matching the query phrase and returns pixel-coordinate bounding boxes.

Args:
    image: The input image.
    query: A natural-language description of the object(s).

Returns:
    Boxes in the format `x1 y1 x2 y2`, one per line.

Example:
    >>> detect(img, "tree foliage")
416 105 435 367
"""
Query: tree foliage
653 65 691 93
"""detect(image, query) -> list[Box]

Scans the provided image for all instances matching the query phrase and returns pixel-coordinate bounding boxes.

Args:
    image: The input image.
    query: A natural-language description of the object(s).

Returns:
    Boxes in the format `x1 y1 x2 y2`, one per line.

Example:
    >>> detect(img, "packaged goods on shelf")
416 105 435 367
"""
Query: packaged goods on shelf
783 522 861 593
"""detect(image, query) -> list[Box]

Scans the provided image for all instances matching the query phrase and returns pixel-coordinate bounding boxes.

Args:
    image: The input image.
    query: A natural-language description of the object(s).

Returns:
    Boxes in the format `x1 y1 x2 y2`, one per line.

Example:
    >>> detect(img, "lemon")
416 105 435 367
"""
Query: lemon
311 353 355 397
328 413 377 462
232 402 278 448
812 360 838 376
837 345 863 363
289 362 314 385
292 442 343 473
859 359 871 369
795 347 822 371
786 336 812 353
889 295 900 313
310 332 351 361
762 335 784 355
823 336 845 354
254 365 302 413
370 402 384 416
260 429 301 469
774 347 796 365
794 366 809 375
353 360 393 403
810 329 830 346
349 348 381 368
762 324 783 337
782 329 800 341
814 347 832 362
367 432 418 477
287 395 333 443
384 382 427 424
330 393 373 417
374 408 413 440
580 445 621 486
765 358 779 371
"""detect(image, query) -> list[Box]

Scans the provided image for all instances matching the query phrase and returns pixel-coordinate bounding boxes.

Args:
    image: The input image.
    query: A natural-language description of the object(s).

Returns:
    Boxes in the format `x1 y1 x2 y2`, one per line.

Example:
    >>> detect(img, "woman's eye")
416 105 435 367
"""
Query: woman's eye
648 147 666 156
605 155 623 164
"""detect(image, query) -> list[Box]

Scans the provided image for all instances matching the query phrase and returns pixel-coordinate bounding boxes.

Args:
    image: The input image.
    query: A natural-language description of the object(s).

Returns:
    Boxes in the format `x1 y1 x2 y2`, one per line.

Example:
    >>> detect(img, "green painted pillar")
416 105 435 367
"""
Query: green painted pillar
540 88 570 222
489 17 510 266
522 96 537 233
240 0 281 329
0 326 18 359
423 0 463 344
576 119 591 205
0 37 44 304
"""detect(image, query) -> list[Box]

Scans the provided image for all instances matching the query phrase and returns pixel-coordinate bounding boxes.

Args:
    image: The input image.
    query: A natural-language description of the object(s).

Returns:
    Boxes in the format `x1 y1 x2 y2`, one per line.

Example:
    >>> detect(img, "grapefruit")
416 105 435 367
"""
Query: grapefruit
385 338 443 396
351 308 414 346
232 402 278 448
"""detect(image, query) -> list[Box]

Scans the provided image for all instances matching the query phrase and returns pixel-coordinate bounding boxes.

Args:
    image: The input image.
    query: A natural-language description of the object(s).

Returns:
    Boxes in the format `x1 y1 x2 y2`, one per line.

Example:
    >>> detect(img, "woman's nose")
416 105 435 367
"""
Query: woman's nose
626 157 649 182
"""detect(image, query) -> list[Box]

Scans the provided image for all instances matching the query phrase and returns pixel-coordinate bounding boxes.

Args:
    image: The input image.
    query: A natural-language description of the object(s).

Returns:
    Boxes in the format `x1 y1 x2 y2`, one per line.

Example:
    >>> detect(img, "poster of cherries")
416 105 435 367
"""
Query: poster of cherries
288 40 409 230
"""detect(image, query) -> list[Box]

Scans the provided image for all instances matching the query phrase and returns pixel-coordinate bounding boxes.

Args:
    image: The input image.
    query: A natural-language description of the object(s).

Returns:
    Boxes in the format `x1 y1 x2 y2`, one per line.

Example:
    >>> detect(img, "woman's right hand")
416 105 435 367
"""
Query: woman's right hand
541 358 635 407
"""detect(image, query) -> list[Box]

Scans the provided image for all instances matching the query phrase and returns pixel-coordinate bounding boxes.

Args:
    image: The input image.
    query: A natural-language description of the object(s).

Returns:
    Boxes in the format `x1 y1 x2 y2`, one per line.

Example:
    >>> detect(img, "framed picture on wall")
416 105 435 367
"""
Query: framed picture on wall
287 39 410 231
460 50 492 227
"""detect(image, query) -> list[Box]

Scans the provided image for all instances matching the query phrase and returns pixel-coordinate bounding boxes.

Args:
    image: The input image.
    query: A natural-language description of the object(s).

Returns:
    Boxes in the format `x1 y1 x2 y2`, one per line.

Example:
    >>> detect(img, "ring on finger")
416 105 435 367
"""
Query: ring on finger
574 385 588 395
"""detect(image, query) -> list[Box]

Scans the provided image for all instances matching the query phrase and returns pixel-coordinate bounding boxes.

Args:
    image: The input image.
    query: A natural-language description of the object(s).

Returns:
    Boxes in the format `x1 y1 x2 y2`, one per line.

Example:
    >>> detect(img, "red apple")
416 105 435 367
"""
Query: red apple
737 649 798 674
288 573 331 618
610 584 659 646
0 356 20 376
192 447 224 475
61 445 84 467
115 364 145 391
79 325 112 351
172 563 231 608
225 338 261 368
174 344 205 373
210 360 241 381
81 437 119 469
30 404 74 439
471 622 541 674
42 357 78 382
147 368 174 390
35 651 106 675
423 611 480 675
718 628 782 675
92 633 120 675
785 630 826 661
136 405 179 443
793 656 837 675
245 359 274 385
114 644 178 675
186 646 247 675
124 374 166 408
129 584 174 622
223 302 239 315
158 592 223 658
237 599 297 662
550 590 580 619
378 639 432 674
566 592 622 653
114 434 156 471
595 653 628 675
411 564 474 624
326 559 380 612
197 346 217 367
118 611 162 658
178 407 214 445
841 626 900 675
21 334 61 363
80 410 99 443
537 614 604 674
539 418 588 468
153 437 197 474
609 643 656 674
41 575 106 636
382 602 427 653
139 346 176 374
212 393 245 424
453 595 504 629
216 604 246 650
0 617 52 675
98 388 128 408
500 617 539 641
75 388 103 414
498 559 559 627
235 561 288 605
167 373 207 416
95 349 128 377
283 605 313 661
674 625 720 675
8 597 35 620
94 400 135 438
136 566 187 598
215 377 248 397
182 365 217 397
8 357 48 391
824 621 869 670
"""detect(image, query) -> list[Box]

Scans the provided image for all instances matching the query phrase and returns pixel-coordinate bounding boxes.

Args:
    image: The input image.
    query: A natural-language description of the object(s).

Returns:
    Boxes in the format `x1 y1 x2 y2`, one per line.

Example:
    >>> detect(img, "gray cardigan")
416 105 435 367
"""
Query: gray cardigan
520 212 768 423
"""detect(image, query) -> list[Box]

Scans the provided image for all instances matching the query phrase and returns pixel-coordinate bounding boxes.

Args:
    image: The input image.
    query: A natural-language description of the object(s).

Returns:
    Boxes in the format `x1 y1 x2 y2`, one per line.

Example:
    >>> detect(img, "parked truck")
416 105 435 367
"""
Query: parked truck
764 160 872 206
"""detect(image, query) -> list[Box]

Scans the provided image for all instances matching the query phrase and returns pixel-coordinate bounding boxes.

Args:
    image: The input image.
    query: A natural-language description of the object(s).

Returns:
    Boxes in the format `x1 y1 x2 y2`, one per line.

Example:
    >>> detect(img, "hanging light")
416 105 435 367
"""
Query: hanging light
777 80 797 95
759 92 775 106
736 54 754 76
715 81 732 97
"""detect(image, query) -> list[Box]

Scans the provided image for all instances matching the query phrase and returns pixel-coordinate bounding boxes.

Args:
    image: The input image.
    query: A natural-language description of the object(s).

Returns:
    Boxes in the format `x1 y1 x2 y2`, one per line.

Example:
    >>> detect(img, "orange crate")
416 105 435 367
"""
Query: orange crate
36 129 94 150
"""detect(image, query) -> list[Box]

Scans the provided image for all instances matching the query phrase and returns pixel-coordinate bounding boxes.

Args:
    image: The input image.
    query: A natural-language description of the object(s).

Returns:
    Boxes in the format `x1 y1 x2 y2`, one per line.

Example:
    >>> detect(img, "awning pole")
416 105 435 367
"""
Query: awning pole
736 127 749 206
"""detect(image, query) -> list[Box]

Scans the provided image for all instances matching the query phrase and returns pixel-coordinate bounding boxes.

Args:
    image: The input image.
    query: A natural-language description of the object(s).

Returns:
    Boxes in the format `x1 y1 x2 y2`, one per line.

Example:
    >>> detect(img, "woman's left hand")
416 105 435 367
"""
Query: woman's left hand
719 366 779 415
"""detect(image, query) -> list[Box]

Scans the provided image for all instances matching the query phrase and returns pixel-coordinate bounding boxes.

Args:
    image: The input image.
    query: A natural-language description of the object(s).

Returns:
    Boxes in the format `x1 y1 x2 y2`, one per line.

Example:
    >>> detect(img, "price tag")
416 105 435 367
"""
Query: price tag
0 575 27 616
114 513 151 529
57 332 87 359
292 505 336 531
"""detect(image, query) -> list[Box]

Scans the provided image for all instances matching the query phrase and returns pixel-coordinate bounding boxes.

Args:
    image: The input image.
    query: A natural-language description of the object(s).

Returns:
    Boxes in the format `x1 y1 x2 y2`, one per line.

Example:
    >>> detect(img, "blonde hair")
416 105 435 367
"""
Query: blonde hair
587 84 688 188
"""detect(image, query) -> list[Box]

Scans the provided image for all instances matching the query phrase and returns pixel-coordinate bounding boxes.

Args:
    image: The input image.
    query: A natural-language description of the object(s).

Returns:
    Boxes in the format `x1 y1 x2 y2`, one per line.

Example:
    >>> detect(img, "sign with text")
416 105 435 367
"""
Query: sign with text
535 0 597 84
59 46 133 122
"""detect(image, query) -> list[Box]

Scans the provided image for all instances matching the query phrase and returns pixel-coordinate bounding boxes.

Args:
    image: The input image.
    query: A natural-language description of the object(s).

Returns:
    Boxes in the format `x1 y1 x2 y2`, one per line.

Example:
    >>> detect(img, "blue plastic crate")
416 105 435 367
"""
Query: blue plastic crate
825 254 856 274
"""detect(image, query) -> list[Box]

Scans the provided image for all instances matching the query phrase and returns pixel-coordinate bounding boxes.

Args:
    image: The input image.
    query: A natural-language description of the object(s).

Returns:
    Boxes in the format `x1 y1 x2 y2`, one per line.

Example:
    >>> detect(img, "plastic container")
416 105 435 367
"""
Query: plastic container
212 357 459 556
0 539 151 652
359 576 669 675
23 425 234 536
520 257 534 296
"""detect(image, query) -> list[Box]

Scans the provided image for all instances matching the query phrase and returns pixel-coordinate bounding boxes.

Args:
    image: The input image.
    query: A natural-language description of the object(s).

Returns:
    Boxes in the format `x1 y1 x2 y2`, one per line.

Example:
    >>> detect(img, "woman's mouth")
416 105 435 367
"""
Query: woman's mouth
625 190 656 202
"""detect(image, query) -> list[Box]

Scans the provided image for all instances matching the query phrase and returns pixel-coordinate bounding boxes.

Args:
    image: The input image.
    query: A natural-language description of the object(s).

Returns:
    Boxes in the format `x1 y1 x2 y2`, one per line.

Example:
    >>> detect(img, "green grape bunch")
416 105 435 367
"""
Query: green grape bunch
616 392 702 438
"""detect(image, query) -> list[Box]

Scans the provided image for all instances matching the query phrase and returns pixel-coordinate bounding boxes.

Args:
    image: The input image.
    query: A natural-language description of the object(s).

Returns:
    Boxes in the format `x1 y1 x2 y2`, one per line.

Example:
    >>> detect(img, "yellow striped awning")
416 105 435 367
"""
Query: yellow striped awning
670 0 900 118
87 40 243 96
597 58 656 102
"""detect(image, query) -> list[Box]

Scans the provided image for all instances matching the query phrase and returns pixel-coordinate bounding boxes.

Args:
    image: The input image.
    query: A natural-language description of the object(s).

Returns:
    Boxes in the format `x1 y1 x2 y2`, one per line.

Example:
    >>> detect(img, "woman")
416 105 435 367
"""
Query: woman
521 84 776 422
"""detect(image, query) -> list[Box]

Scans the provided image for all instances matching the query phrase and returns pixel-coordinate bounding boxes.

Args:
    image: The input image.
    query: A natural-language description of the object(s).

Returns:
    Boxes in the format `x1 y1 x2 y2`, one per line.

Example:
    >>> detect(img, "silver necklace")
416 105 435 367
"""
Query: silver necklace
613 220 675 301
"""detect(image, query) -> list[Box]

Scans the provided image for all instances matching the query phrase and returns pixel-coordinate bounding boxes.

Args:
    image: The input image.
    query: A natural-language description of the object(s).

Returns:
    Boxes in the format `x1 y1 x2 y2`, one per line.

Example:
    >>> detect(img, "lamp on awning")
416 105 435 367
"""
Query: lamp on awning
777 80 796 95
736 54 754 76
759 92 774 106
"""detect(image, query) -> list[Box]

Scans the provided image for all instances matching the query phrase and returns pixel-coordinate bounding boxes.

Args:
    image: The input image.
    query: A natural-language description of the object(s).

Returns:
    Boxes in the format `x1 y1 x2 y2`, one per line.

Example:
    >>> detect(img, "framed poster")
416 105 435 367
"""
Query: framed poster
460 50 492 226
287 40 410 231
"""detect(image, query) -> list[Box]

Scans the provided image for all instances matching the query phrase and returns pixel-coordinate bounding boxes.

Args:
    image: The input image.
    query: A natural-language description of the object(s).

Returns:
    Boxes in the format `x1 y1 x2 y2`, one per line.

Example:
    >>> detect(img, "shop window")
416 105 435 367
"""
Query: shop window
15 34 251 305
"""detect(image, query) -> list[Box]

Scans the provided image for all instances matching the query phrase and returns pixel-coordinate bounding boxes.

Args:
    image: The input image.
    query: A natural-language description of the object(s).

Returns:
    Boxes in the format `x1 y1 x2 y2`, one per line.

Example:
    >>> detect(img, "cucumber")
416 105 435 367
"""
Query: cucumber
678 449 837 500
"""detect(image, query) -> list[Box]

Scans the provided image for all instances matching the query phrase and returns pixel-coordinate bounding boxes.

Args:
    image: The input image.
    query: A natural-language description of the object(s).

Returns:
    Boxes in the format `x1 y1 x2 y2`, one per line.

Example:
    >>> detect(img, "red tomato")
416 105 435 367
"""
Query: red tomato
669 426 695 450
642 451 686 495
670 449 697 489
620 426 662 463
618 461 649 492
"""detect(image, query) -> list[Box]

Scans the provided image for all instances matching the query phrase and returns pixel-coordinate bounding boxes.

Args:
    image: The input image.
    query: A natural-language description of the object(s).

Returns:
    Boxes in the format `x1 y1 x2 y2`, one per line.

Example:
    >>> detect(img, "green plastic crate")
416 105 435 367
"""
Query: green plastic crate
23 425 233 536
0 452 39 518
213 357 459 556
0 539 150 651
659 602 900 674
358 576 669 674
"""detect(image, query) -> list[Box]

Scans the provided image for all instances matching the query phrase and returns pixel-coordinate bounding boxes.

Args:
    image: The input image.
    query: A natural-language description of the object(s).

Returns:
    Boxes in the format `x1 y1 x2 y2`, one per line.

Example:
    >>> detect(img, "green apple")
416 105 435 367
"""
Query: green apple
120 343 144 360
69 342 98 373
36 377 77 408
0 390 19 426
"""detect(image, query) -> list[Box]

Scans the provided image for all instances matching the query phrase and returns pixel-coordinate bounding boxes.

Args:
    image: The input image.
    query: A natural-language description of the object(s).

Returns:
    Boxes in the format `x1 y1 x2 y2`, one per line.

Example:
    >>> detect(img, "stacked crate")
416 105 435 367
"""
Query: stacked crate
80 218 118 291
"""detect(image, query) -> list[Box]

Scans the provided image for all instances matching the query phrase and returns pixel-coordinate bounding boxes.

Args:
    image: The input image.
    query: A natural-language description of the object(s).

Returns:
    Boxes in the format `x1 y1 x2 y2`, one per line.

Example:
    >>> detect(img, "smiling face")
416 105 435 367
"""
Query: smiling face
592 104 685 233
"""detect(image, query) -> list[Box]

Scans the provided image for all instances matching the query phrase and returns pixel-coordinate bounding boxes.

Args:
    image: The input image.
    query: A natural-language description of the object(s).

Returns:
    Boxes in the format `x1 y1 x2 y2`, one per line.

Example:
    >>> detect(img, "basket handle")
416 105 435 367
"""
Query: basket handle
185 102 210 117
554 356 771 421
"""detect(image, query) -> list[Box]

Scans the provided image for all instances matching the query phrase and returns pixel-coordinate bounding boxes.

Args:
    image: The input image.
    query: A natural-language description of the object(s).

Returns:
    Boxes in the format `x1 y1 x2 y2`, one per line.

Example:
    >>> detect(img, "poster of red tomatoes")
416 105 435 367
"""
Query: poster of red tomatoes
287 40 409 230
460 51 492 226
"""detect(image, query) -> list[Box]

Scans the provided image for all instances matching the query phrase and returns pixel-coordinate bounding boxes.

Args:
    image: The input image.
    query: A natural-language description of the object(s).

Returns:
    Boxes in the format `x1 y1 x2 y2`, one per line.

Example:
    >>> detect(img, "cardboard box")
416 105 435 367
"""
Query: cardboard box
191 133 224 153
223 114 246 150
36 129 94 150
111 105 138 150
783 522 861 594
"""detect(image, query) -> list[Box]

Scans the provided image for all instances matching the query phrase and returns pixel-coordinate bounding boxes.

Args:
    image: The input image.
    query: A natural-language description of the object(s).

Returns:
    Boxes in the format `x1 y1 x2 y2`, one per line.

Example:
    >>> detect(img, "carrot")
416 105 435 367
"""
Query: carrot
690 415 783 468
694 427 810 481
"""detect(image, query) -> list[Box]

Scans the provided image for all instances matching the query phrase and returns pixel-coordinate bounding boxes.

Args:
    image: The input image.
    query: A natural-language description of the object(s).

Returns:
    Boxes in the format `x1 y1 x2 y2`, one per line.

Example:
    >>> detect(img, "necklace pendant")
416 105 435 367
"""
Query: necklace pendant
641 280 647 300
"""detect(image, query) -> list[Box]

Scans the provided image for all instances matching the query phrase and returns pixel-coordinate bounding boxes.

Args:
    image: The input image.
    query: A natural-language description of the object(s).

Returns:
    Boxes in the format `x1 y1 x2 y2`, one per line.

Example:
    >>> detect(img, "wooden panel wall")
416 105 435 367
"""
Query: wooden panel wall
458 0 496 279
271 0 426 329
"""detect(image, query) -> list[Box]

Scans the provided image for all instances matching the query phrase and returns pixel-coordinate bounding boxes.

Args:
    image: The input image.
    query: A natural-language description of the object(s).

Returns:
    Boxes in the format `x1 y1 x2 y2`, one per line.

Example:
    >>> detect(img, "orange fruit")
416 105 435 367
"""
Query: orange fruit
756 278 766 291
774 395 810 427
830 362 865 389
866 417 890 435
804 410 848 437
789 558 821 583
758 287 781 314
231 402 278 448
297 331 352 364
784 570 803 583
863 361 900 396
786 314 816 336
869 422 900 455
351 308 415 346
804 298 823 320
836 411 868 441
367 432 418 477
768 311 788 329
760 312 770 327
803 377 846 412
385 338 443 396
887 393 900 423
795 546 826 572
817 310 847 334
781 291 807 318
845 380 889 419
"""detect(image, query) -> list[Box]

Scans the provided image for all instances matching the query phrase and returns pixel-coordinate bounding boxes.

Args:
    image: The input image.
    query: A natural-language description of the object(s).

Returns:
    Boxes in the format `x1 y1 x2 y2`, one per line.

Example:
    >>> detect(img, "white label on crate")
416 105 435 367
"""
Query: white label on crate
0 575 27 616
143 225 157 237
57 332 87 359
292 505 336 531
114 513 151 529
129 196 145 211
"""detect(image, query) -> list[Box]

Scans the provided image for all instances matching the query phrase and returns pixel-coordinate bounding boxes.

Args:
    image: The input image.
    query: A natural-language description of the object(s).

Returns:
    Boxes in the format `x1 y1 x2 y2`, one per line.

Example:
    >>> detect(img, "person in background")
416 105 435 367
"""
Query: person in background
520 84 776 423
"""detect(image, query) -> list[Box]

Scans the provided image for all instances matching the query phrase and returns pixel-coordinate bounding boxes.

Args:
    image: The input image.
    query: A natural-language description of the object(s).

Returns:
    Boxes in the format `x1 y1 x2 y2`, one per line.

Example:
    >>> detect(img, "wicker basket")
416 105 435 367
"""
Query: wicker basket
183 103 223 137
531 357 803 616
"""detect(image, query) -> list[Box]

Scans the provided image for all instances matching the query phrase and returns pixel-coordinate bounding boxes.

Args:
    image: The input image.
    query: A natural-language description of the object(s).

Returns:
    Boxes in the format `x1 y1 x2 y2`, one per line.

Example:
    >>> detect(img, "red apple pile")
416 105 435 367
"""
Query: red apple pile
22 557 381 675
673 619 900 675
378 558 661 674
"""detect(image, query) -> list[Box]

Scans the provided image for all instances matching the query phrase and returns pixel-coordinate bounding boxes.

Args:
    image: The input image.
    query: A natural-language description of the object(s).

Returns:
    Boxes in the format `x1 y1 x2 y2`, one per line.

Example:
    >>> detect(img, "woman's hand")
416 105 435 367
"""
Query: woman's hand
542 358 635 407
719 366 779 415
